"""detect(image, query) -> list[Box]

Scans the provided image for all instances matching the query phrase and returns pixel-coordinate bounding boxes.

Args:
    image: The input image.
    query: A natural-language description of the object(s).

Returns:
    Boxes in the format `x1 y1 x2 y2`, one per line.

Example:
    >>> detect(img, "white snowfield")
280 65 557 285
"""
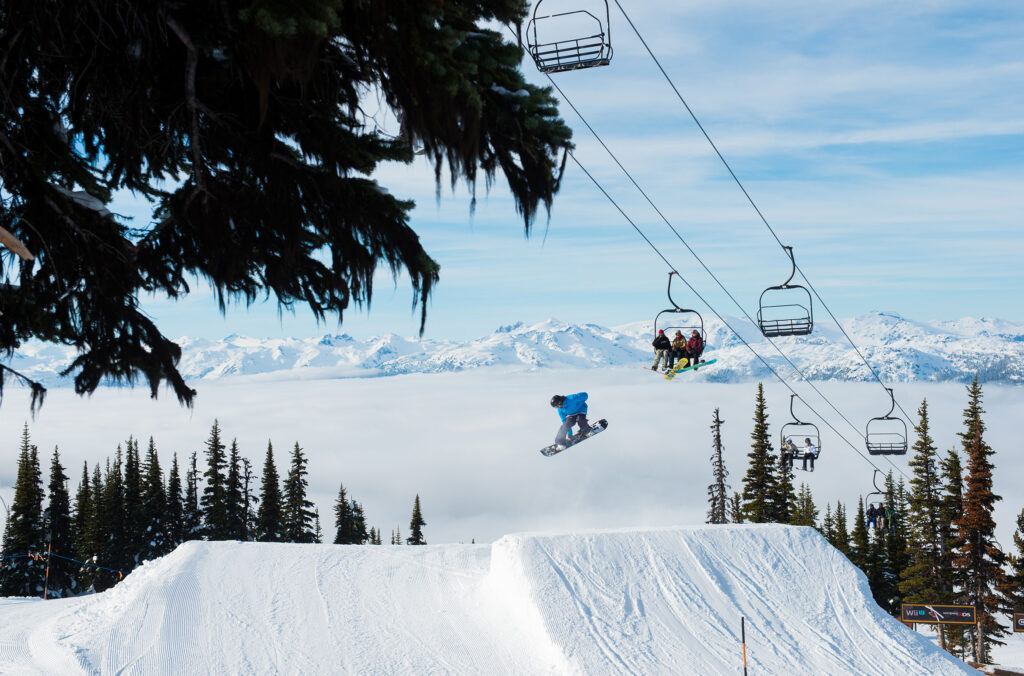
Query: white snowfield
0 525 975 675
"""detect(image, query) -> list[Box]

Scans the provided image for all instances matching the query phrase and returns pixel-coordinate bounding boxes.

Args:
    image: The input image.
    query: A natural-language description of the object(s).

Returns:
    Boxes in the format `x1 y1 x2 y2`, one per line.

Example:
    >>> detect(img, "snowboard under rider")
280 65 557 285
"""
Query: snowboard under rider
551 392 592 450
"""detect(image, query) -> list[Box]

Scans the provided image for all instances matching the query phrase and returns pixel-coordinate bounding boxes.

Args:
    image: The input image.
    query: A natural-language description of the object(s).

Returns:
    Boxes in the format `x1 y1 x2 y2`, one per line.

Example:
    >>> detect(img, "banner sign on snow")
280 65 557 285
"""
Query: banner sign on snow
900 604 976 625
1015 613 1024 633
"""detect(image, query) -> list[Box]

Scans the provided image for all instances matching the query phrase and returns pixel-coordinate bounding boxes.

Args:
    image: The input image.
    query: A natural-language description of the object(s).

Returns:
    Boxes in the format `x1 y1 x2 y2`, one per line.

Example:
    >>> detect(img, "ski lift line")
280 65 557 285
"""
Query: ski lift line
610 0 916 426
541 70 910 481
505 24 908 480
568 152 891 477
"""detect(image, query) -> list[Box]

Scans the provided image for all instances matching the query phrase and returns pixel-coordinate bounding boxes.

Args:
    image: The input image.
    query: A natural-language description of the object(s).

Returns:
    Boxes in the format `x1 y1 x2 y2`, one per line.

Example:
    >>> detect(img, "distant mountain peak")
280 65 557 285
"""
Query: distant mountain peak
8 314 1024 386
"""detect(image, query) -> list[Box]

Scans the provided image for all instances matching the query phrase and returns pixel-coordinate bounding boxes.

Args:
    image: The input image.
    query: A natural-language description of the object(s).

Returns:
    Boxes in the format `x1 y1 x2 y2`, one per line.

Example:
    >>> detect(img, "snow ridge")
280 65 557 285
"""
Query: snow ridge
0 526 974 674
9 312 1024 385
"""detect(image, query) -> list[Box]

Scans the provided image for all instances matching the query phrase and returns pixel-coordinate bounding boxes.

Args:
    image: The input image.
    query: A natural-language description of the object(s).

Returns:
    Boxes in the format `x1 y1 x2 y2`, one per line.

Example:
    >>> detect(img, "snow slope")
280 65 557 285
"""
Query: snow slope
9 313 1024 386
0 526 975 675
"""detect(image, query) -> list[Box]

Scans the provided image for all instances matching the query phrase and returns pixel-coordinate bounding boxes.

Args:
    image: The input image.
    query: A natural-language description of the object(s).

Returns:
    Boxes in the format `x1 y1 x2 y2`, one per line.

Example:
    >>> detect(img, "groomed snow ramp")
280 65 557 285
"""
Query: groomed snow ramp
0 525 975 675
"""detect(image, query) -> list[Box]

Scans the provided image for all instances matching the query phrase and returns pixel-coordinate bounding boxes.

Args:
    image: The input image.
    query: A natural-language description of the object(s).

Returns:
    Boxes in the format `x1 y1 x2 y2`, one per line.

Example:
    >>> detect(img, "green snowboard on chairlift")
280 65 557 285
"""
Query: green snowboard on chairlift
664 358 717 380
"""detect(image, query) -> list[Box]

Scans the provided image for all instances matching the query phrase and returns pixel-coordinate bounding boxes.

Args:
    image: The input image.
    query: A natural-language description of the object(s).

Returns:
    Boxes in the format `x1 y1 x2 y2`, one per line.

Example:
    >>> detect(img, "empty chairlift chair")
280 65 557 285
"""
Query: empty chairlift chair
757 246 813 338
654 272 707 349
865 388 908 455
780 394 820 470
526 0 613 74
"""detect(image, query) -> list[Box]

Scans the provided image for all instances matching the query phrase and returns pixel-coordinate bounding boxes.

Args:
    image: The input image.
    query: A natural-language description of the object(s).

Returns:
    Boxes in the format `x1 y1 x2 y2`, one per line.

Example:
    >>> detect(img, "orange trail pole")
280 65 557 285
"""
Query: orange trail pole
43 542 52 600
741 616 748 675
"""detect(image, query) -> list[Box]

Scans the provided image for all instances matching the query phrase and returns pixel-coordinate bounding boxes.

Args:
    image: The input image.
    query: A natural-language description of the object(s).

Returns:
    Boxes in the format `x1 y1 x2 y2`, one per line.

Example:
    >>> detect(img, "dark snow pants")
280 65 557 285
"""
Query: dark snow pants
556 413 592 447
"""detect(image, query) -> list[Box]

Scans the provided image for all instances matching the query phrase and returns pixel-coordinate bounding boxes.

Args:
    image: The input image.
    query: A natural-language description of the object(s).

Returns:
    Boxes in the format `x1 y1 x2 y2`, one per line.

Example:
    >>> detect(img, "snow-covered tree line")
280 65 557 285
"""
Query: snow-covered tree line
0 419 427 597
712 377 1024 665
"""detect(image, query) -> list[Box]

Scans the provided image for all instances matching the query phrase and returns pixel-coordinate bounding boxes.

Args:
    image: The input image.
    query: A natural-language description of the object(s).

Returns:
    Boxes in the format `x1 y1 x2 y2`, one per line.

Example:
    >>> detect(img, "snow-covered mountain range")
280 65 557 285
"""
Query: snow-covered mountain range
8 312 1024 386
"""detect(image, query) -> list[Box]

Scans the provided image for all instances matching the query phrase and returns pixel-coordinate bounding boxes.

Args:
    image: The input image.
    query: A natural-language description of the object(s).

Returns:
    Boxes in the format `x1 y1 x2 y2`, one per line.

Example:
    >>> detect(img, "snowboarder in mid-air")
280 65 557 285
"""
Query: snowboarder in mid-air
551 392 592 450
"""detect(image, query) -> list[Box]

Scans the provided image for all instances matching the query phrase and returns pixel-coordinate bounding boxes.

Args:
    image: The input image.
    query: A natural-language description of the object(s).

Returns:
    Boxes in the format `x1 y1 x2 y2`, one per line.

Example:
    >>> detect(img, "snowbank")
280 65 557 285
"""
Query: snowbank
0 525 975 674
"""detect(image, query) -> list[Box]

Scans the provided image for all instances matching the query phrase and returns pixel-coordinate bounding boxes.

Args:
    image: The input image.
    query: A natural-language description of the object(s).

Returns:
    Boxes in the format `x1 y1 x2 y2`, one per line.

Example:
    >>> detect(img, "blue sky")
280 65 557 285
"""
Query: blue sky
117 0 1024 341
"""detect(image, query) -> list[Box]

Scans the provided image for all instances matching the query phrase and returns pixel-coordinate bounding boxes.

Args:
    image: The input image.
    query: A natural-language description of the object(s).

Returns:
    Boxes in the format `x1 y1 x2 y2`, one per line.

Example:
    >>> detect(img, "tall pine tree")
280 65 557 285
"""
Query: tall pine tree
256 442 283 542
899 399 949 650
166 453 185 548
42 448 75 597
183 451 202 540
200 421 229 539
139 438 169 561
741 384 777 523
281 443 316 543
407 495 427 546
0 425 45 596
224 439 247 540
952 379 1009 663
706 409 729 524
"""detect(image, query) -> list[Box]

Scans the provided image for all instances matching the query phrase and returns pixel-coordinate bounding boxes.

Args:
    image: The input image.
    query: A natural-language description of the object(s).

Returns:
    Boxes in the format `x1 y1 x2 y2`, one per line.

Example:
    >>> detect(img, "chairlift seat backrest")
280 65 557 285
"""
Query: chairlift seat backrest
757 246 813 338
527 2 613 74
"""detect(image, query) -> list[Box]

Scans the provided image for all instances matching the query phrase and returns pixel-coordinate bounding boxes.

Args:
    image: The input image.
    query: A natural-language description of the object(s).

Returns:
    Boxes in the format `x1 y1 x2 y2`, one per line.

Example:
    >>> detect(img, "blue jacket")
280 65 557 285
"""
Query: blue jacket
557 392 588 421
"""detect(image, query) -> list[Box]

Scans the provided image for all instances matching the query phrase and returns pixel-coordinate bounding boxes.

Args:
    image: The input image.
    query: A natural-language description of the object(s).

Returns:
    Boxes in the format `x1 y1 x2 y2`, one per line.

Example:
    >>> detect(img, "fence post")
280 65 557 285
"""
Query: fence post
741 616 748 675
42 542 52 599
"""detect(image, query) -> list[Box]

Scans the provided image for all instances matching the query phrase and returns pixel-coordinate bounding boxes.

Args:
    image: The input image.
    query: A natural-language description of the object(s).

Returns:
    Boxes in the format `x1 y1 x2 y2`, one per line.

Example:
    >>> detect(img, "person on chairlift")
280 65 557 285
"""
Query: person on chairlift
685 329 704 365
781 437 797 468
669 331 687 369
802 437 818 472
652 330 671 371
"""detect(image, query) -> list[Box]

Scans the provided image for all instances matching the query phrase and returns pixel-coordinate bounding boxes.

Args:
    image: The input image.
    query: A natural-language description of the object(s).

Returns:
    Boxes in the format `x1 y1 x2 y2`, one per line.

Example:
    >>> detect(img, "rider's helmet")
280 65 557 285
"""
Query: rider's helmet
550 395 566 408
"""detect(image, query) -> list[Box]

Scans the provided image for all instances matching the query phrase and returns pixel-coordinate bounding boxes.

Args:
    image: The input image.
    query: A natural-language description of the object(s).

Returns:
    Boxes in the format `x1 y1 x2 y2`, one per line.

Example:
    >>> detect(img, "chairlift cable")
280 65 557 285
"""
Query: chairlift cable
611 0 916 427
540 68 910 480
568 152 893 476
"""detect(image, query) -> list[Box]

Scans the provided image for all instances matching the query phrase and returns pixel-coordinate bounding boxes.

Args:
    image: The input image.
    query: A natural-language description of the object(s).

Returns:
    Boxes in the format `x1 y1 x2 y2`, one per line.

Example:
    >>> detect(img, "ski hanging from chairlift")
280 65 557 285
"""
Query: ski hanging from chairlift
526 0 613 74
757 246 813 338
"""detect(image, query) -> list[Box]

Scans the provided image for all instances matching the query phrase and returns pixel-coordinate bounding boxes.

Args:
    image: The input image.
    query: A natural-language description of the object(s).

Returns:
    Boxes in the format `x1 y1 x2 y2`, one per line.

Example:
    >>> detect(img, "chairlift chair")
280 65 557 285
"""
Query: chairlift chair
654 272 706 346
780 394 820 469
757 246 813 338
526 0 613 74
865 388 908 455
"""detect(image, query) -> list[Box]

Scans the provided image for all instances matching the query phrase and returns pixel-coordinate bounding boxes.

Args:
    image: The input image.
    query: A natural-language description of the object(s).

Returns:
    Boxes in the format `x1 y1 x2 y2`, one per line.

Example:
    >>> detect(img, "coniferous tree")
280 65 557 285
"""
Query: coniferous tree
790 483 818 527
313 509 324 544
407 495 427 545
0 425 45 596
281 443 316 543
72 461 95 589
1008 508 1024 613
773 454 797 524
122 437 143 563
706 408 729 524
139 437 168 561
953 381 1009 663
224 439 247 540
86 463 106 580
333 484 355 545
1 1 571 410
166 454 185 547
874 473 908 614
183 451 202 540
729 492 743 524
256 442 283 542
741 384 777 523
241 457 258 541
200 421 229 539
392 526 402 545
97 449 128 590
850 498 870 570
42 448 75 597
821 504 836 543
370 528 382 545
833 502 851 557
899 400 949 648
352 502 368 545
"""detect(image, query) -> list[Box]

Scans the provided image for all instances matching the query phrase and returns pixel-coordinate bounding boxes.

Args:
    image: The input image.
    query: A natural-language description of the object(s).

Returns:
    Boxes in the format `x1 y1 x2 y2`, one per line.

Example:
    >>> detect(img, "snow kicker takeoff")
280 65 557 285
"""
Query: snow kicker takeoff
542 392 608 456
